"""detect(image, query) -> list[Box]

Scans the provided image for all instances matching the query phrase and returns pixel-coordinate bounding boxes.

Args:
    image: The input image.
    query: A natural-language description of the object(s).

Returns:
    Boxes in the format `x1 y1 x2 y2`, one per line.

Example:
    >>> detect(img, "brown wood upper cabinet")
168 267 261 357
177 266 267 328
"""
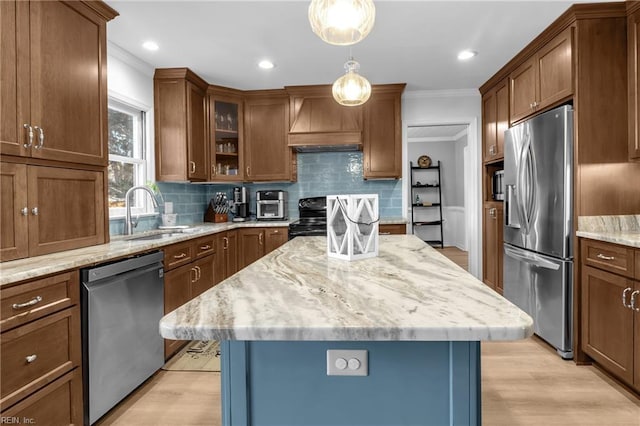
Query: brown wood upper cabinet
244 91 291 182
629 3 640 160
482 79 508 162
209 86 245 181
0 0 116 165
363 84 405 179
510 27 573 124
154 68 209 182
1 163 106 262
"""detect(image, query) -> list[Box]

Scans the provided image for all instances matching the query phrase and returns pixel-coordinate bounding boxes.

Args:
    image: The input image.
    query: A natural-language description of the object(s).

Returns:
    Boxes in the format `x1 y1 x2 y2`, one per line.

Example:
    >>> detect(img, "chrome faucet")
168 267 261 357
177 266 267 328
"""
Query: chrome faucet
124 186 159 235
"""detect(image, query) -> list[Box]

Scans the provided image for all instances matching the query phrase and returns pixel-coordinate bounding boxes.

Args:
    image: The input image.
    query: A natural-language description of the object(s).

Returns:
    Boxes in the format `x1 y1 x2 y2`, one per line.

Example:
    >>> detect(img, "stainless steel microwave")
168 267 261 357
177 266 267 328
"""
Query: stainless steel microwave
256 190 288 220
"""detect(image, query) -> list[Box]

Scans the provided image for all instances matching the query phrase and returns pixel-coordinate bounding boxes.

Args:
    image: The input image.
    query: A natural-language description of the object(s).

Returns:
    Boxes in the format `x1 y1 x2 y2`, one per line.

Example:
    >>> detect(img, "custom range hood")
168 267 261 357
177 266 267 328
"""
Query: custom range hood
286 85 363 152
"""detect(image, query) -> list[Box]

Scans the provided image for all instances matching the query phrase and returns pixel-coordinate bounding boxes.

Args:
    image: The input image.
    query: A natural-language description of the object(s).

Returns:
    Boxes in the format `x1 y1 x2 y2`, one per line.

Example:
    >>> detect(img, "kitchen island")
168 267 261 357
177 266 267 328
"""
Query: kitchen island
160 235 533 426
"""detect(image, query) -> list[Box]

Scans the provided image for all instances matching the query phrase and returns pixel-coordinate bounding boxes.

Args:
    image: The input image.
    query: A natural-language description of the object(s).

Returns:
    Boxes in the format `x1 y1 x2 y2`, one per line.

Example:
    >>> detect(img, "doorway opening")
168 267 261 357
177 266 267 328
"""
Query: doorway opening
406 124 470 269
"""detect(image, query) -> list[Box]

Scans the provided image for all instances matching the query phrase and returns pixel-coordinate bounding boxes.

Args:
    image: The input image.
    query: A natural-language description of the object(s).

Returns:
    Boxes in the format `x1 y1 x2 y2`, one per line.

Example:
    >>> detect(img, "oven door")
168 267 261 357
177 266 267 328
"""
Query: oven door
257 201 284 220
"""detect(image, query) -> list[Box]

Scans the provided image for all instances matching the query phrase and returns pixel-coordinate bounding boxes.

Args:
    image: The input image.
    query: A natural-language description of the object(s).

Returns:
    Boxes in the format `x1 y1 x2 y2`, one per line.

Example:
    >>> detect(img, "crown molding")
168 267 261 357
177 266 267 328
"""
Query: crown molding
108 42 155 77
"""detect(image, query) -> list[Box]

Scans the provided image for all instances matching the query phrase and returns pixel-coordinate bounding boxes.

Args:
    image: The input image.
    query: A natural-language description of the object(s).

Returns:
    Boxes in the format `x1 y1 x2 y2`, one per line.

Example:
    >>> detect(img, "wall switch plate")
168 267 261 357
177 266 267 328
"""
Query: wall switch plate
326 350 368 376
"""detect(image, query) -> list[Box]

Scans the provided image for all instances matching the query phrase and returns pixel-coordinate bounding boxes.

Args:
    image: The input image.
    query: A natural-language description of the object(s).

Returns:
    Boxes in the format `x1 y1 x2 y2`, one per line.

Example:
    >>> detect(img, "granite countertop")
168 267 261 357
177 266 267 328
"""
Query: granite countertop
576 214 640 249
160 235 533 342
0 218 406 287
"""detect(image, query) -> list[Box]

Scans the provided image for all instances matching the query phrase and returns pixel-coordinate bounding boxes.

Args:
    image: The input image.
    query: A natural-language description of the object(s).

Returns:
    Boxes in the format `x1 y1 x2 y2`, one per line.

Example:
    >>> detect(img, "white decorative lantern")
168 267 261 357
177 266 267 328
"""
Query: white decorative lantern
326 194 379 261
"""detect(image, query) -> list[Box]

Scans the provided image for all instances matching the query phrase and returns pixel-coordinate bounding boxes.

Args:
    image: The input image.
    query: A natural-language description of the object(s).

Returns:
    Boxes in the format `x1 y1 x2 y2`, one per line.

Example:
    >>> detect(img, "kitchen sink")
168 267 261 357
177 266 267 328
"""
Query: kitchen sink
125 232 183 241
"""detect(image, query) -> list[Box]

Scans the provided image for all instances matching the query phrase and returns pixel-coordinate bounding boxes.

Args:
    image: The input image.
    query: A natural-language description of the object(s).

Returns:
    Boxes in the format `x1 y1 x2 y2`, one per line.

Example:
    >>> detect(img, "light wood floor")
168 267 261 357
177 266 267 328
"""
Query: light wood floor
436 246 469 271
98 246 640 425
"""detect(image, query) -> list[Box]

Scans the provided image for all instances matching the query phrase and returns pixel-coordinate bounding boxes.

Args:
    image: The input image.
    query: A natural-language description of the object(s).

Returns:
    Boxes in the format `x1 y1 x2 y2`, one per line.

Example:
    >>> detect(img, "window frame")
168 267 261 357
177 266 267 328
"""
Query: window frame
107 95 155 219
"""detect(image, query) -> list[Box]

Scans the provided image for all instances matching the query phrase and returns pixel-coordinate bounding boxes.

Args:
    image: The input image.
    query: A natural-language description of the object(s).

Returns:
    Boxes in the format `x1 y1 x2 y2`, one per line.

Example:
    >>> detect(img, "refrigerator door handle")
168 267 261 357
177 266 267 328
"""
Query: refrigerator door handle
505 184 520 228
504 246 561 270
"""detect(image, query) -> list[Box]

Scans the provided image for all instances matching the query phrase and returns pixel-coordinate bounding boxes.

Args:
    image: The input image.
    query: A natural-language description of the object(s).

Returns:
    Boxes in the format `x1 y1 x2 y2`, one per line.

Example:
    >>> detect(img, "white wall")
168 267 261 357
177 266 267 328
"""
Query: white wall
402 90 481 278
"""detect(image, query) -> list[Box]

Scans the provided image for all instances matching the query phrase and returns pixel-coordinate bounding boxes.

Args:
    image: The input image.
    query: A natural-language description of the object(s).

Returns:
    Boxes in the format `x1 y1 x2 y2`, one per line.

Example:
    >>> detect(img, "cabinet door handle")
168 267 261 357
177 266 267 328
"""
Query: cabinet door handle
13 296 43 310
489 145 495 155
173 253 187 259
21 207 29 216
190 161 196 174
33 126 44 149
194 265 201 281
246 166 250 177
23 124 33 148
259 233 263 245
631 290 640 312
223 236 229 250
489 208 496 218
200 245 211 250
31 207 39 216
211 164 216 176
25 354 38 364
596 253 615 261
622 287 632 309
190 267 197 283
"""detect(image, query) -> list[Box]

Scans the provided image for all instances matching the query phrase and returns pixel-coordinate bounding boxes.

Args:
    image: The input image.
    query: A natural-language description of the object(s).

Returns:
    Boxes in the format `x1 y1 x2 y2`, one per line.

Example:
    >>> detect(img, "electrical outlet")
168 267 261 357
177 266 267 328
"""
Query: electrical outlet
326 349 368 376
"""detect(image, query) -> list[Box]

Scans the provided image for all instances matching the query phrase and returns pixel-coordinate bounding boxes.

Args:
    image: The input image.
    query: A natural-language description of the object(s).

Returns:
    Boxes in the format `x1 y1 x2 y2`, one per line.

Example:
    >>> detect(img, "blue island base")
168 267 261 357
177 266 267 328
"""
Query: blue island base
221 340 481 426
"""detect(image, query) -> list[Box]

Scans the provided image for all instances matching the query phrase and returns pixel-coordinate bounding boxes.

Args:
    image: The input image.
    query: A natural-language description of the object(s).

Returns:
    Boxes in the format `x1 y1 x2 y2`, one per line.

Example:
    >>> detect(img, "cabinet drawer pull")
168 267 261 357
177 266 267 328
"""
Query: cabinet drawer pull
173 253 187 259
200 245 211 250
596 253 615 261
23 124 34 148
631 290 640 312
13 296 43 310
25 354 38 364
33 126 44 149
21 207 29 216
622 287 632 309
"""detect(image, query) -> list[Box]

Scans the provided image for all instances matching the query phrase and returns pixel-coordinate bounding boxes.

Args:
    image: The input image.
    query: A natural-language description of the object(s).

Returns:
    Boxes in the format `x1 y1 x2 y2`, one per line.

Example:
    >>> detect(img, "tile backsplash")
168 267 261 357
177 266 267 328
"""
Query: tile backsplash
109 152 402 236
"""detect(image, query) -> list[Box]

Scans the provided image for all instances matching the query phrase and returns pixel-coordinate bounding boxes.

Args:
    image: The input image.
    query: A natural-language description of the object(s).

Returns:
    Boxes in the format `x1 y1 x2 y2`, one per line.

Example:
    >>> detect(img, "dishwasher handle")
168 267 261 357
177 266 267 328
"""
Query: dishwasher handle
83 251 164 282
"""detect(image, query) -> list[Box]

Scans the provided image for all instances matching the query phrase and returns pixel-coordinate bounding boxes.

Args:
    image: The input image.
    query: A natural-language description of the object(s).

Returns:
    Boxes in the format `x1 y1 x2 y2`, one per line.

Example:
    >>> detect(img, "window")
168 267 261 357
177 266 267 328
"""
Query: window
107 98 152 217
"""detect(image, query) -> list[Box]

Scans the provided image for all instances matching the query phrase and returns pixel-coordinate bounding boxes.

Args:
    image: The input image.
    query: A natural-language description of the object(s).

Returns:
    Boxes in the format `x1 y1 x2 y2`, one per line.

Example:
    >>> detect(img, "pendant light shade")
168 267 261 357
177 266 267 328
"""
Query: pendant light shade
308 0 375 46
332 59 371 106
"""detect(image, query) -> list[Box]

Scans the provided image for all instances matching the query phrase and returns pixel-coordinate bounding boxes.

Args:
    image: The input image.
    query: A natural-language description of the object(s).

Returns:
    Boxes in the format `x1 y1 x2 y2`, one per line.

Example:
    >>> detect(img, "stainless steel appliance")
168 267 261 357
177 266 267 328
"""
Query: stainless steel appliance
492 170 504 201
288 196 327 239
81 252 165 425
503 104 574 359
256 190 288 220
232 186 249 222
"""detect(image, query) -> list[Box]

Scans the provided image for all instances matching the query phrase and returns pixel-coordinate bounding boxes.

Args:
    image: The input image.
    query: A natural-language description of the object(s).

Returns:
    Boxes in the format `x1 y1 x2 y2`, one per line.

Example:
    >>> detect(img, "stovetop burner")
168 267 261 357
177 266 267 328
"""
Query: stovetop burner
288 196 328 239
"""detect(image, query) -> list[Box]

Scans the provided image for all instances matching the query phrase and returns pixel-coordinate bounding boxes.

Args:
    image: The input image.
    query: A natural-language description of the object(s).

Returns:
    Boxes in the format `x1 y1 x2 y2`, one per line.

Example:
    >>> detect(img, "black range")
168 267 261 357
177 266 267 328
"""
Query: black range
288 196 327 239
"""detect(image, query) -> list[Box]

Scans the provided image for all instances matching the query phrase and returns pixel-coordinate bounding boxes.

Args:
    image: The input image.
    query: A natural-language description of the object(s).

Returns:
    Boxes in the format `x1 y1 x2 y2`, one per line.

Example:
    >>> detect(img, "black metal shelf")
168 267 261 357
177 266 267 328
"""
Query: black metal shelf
413 220 443 226
410 160 444 248
412 203 440 208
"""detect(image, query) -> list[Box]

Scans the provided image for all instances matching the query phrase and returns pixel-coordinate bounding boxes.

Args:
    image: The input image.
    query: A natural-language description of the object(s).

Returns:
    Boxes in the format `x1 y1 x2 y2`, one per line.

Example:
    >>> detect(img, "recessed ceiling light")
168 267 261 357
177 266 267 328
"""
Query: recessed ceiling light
142 41 159 51
457 50 477 61
258 60 275 70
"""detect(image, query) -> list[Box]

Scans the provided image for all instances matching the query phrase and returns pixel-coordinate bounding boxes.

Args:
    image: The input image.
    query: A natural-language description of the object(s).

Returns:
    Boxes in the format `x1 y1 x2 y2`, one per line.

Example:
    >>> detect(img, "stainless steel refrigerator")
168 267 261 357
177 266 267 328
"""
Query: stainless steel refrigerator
503 104 574 359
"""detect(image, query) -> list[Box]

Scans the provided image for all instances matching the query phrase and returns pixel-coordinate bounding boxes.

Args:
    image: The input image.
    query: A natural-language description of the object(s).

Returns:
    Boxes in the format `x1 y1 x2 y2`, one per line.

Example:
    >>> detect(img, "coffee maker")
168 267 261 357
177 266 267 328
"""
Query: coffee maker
232 187 249 222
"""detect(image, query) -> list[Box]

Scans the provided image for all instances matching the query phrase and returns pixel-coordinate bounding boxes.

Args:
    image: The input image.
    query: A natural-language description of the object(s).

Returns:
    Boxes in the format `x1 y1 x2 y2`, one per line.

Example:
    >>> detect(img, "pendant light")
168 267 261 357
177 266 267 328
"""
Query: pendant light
332 59 371 106
308 0 376 46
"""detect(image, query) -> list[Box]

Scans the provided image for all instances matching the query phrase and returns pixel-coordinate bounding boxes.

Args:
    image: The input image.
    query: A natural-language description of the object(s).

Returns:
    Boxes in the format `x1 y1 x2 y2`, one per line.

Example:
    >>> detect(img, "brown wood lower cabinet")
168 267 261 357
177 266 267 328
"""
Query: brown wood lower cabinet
0 271 82 421
482 203 504 293
581 265 636 386
163 261 193 359
214 230 238 285
265 227 288 253
580 238 640 392
239 227 289 270
379 224 406 235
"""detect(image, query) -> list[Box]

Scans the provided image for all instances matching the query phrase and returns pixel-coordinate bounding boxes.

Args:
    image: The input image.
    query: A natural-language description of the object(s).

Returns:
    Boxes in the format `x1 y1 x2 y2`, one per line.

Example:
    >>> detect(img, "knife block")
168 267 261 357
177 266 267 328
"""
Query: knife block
204 201 228 223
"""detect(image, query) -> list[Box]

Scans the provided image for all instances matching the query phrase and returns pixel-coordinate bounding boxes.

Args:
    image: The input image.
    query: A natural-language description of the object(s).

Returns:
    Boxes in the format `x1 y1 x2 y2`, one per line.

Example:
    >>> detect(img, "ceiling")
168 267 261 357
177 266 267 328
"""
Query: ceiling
407 124 468 141
105 0 614 92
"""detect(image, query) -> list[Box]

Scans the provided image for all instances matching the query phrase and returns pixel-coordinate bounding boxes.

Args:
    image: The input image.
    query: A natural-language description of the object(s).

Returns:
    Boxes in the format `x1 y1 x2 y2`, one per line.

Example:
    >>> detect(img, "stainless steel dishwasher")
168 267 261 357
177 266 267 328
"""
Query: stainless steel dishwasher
81 251 164 425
